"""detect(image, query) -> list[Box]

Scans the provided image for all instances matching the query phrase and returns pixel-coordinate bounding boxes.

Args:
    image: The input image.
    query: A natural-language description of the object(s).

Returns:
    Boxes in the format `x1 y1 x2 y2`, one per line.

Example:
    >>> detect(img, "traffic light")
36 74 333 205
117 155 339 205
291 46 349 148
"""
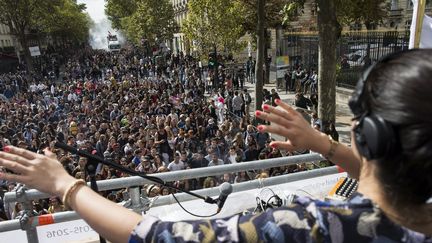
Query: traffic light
208 52 216 69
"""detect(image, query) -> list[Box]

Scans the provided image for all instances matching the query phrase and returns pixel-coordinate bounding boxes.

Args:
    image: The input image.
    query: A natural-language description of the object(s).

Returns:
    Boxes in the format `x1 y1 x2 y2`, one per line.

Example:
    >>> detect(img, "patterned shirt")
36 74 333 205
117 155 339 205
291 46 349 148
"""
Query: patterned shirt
128 193 431 242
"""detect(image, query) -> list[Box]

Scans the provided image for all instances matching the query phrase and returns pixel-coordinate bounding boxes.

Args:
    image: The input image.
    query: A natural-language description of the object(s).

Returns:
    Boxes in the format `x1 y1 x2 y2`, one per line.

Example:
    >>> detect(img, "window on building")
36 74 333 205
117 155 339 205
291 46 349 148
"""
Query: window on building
405 20 412 30
350 22 363 31
1 40 4 48
408 0 432 9
311 3 318 16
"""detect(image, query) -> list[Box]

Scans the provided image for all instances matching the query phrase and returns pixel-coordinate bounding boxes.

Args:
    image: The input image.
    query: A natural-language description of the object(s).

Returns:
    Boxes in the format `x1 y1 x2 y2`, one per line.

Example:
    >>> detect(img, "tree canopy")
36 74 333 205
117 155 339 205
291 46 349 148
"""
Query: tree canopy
237 0 287 34
336 0 389 29
182 0 246 58
105 0 177 45
280 0 389 125
0 0 90 70
105 0 137 30
282 0 388 30
42 1 91 42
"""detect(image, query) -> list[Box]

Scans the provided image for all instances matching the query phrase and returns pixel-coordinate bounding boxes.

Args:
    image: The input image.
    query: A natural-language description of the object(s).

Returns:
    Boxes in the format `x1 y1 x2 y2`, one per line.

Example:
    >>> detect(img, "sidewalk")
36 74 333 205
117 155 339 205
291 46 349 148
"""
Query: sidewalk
243 79 353 145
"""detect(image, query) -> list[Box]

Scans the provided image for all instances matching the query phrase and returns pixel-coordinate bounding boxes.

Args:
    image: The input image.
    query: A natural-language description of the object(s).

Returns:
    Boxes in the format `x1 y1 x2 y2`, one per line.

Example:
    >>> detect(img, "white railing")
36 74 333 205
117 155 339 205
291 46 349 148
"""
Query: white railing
0 153 333 243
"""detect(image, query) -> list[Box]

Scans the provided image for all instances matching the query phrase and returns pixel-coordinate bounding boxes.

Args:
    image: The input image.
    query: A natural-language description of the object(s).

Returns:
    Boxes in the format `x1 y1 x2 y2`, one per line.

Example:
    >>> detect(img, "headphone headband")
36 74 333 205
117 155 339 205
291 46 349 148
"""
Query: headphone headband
349 51 402 161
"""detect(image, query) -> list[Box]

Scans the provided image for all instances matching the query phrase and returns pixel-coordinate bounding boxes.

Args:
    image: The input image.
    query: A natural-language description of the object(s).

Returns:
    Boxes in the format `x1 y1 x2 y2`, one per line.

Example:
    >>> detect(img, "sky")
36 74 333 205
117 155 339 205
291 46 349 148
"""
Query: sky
77 0 106 23
76 0 125 49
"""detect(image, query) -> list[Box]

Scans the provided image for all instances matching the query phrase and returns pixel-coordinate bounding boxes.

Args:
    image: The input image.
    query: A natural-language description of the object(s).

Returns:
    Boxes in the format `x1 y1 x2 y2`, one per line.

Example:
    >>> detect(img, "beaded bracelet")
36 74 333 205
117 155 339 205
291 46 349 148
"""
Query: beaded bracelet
325 135 339 161
62 179 86 209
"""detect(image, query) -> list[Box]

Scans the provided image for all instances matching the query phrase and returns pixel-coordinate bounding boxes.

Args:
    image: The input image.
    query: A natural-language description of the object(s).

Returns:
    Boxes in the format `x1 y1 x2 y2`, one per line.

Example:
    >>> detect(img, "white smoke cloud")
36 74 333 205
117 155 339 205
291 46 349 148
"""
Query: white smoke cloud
77 0 126 50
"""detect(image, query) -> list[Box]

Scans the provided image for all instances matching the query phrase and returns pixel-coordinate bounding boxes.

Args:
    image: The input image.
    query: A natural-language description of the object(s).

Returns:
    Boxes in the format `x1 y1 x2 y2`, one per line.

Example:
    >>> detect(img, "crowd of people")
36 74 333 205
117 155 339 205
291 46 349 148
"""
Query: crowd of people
0 46 331 221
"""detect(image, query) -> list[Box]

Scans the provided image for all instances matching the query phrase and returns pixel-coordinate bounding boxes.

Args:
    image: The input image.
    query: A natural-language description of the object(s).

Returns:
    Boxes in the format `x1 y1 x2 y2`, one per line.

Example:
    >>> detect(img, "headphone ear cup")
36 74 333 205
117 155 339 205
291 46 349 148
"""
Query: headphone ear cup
355 115 395 160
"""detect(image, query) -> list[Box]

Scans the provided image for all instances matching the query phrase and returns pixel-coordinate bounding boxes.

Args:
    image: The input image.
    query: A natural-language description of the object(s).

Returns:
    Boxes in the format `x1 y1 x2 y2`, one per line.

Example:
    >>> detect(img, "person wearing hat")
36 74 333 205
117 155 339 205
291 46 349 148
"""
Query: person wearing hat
136 156 156 174
146 185 160 198
167 152 185 171
205 118 218 138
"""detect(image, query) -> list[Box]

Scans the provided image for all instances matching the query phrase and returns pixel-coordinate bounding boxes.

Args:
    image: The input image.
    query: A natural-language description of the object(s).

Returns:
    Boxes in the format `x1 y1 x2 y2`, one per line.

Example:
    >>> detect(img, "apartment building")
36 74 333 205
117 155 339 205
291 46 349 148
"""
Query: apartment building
171 0 189 54
0 23 14 50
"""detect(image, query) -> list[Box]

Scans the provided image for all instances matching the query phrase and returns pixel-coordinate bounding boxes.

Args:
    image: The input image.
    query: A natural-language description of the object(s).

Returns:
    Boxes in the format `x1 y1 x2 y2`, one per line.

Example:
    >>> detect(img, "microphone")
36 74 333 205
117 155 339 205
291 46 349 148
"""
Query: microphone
216 182 233 213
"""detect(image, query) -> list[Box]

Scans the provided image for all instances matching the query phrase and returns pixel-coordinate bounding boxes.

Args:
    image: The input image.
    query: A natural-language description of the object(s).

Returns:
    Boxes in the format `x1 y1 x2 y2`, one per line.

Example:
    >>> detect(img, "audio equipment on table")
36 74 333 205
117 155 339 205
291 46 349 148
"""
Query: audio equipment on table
325 177 358 201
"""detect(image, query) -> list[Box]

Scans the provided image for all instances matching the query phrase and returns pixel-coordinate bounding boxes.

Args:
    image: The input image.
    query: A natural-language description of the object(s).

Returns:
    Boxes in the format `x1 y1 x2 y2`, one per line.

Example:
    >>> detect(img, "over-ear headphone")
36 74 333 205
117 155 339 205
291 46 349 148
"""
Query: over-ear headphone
348 53 401 161
254 188 284 213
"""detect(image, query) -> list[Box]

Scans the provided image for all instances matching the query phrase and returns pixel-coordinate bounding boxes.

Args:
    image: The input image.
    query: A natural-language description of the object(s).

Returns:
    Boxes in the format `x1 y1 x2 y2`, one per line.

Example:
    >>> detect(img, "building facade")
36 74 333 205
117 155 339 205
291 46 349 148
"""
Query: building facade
0 23 14 51
171 0 189 54
387 0 432 31
285 0 432 32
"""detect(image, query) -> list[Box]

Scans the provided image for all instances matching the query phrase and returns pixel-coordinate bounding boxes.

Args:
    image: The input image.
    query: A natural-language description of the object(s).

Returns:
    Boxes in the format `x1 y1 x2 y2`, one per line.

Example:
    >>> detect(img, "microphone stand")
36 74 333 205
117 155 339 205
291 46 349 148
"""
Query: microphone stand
55 142 218 204
84 155 106 243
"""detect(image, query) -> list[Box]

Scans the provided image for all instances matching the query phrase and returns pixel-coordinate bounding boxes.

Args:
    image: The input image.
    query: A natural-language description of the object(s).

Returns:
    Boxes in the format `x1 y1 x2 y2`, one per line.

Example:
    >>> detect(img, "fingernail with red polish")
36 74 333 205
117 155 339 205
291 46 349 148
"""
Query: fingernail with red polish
263 104 269 110
255 111 262 116
3 146 10 152
271 144 278 148
257 125 264 131
275 99 281 104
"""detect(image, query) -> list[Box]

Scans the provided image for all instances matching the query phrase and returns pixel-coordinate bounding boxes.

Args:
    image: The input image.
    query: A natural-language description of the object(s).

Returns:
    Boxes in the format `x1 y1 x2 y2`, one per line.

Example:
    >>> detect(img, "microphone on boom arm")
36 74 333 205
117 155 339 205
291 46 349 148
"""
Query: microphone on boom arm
54 141 233 217
216 182 233 213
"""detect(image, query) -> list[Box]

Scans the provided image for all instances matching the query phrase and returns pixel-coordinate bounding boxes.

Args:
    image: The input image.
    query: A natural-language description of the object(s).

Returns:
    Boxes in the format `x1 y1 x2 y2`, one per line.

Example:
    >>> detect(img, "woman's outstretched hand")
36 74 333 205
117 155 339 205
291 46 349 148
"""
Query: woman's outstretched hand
0 146 77 198
255 99 323 153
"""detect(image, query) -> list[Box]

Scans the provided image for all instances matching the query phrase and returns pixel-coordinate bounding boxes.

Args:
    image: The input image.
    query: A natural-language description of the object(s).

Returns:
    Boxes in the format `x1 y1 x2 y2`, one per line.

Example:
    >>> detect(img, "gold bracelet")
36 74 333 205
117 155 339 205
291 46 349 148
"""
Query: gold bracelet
62 179 86 210
325 135 339 161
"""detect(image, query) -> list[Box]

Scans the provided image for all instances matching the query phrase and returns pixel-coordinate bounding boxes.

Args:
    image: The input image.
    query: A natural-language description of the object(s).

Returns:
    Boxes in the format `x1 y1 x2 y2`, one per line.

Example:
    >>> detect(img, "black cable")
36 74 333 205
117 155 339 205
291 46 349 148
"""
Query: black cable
171 193 219 218
266 195 281 208
55 142 216 204
54 142 220 216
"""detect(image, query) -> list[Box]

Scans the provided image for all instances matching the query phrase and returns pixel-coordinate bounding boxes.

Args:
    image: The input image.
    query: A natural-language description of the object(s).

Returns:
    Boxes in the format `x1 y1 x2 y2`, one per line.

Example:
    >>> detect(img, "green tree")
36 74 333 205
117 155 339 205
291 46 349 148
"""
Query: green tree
282 0 388 127
0 0 61 71
105 0 176 46
337 0 389 29
0 0 90 71
182 0 246 58
237 0 286 33
105 0 137 30
123 0 177 45
43 0 91 43
237 0 287 109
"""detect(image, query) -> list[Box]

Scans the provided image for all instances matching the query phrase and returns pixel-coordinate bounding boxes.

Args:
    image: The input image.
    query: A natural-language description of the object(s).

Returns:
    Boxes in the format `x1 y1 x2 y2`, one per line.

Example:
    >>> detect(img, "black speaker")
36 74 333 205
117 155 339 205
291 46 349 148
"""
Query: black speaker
348 53 400 161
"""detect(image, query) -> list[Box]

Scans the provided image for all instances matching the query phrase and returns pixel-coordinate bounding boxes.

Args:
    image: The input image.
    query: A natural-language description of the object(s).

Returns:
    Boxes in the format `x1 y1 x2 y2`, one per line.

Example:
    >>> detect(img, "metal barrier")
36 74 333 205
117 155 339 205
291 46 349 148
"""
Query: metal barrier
4 153 324 203
0 153 330 242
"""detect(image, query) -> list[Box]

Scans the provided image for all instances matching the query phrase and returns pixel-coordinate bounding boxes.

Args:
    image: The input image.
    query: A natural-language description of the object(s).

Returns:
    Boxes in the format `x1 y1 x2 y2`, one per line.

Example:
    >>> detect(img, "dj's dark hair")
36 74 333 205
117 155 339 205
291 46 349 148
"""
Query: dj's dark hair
362 49 432 205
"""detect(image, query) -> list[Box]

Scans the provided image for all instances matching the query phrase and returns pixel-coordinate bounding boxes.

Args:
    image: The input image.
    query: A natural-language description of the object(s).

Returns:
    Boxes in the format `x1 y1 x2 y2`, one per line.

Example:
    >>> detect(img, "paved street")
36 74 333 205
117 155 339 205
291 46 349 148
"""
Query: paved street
243 74 353 145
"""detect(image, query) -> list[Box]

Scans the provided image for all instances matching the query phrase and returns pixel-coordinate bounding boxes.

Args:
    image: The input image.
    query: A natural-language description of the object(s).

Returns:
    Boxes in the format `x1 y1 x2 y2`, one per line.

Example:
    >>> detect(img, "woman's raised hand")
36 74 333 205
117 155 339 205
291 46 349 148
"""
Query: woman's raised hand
255 99 322 152
0 146 77 198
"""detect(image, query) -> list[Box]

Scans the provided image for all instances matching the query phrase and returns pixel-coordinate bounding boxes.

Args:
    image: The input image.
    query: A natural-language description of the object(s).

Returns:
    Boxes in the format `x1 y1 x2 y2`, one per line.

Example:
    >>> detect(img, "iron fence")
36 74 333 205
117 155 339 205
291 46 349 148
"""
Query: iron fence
279 30 410 88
